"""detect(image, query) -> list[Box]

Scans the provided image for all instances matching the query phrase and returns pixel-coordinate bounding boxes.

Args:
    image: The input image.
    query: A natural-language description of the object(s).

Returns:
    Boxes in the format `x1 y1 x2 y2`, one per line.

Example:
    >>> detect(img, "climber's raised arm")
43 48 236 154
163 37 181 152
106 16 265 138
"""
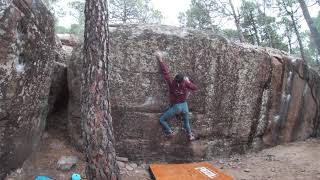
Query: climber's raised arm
155 52 171 84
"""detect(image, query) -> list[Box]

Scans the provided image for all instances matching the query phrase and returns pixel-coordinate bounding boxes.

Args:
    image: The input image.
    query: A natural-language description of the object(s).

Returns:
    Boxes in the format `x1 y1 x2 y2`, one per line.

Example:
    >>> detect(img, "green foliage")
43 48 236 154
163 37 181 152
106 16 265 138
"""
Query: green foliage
68 1 85 24
178 0 213 30
109 0 163 24
315 11 320 28
304 12 320 65
55 25 70 34
221 29 239 41
239 1 288 51
42 0 57 7
67 0 85 36
179 0 246 41
240 1 261 44
280 17 295 53
69 24 84 36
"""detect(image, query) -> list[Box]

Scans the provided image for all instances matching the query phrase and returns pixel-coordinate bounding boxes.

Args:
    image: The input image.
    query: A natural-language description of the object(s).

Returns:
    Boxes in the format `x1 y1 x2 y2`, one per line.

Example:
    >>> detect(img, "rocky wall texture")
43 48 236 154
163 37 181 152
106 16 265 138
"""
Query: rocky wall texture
108 25 320 161
0 0 55 178
67 45 83 150
68 25 320 162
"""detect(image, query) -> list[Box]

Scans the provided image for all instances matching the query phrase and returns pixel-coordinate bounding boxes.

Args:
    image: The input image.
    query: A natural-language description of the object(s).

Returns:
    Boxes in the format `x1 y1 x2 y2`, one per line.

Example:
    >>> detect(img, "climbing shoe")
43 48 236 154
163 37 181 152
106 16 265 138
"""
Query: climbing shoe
188 133 195 141
165 131 175 138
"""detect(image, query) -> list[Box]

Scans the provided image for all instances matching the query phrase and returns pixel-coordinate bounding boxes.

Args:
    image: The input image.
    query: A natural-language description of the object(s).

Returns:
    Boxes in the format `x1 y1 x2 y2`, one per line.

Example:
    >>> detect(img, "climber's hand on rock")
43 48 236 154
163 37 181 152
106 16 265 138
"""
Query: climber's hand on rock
184 76 190 83
155 51 163 62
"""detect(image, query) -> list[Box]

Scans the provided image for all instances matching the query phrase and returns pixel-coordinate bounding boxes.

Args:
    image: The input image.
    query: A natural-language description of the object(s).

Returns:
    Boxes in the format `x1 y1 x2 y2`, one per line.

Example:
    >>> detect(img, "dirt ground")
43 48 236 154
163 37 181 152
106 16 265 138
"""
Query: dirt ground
5 129 87 180
6 130 320 180
210 138 320 180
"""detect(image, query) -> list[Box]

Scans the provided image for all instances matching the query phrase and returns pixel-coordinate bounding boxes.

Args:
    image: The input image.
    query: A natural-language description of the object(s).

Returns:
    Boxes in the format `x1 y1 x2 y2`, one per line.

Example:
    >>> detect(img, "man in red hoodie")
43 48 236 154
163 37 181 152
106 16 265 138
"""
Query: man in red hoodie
155 52 198 141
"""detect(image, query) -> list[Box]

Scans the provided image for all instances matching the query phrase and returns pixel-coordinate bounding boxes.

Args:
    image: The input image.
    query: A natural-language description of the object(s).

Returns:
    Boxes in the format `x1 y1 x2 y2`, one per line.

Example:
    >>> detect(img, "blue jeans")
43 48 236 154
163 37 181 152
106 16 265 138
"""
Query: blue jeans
160 102 192 134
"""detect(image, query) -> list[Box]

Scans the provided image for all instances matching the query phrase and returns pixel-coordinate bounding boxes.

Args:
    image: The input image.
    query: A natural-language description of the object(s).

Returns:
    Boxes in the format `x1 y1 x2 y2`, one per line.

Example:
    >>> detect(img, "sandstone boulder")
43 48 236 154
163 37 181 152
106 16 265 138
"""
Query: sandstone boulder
0 0 55 178
109 25 320 161
68 25 320 162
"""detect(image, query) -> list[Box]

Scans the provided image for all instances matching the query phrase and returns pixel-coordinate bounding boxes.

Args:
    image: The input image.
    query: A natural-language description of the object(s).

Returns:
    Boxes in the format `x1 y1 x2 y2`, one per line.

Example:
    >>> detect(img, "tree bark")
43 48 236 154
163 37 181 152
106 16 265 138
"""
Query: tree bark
123 0 127 23
250 11 260 45
287 34 293 54
82 0 119 179
299 0 320 55
279 0 306 60
229 0 245 43
290 13 306 61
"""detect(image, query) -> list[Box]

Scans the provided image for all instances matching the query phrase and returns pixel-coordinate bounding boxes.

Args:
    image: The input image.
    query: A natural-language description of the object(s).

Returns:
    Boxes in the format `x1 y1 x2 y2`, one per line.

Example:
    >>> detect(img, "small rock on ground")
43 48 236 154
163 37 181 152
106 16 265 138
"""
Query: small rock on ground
125 164 134 171
57 155 78 171
117 156 129 162
117 161 126 168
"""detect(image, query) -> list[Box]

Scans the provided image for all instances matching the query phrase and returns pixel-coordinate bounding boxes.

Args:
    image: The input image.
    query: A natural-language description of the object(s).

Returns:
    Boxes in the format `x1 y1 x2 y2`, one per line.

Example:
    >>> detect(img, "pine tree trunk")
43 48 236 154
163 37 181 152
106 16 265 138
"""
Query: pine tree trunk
290 13 306 61
123 0 127 23
250 11 260 45
82 0 119 179
299 0 320 55
288 35 293 54
229 0 245 43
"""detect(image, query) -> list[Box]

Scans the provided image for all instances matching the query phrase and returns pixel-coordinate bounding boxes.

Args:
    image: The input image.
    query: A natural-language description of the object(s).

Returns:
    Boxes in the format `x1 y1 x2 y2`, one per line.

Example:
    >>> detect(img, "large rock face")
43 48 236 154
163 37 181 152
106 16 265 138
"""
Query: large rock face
67 45 84 149
0 0 55 178
68 25 320 162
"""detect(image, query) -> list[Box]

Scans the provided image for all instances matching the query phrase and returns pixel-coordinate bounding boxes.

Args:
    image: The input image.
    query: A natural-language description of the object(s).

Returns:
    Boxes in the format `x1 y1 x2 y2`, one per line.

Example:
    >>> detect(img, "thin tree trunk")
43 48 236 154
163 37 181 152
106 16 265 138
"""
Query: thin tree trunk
290 13 306 61
268 31 272 47
288 34 293 54
270 32 274 48
229 0 245 43
248 29 255 44
299 0 320 55
262 0 272 47
123 0 127 23
280 0 306 60
250 11 260 45
82 0 119 179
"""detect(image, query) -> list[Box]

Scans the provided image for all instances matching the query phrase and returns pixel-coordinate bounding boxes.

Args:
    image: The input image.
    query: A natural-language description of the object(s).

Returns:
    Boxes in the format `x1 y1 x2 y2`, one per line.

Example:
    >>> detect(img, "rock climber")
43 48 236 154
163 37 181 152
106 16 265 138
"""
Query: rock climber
155 52 198 141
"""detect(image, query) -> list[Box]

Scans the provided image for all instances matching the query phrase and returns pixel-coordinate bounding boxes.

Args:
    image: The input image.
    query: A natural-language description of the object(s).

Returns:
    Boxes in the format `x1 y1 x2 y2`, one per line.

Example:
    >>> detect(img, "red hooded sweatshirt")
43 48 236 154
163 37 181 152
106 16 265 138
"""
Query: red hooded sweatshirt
159 61 198 105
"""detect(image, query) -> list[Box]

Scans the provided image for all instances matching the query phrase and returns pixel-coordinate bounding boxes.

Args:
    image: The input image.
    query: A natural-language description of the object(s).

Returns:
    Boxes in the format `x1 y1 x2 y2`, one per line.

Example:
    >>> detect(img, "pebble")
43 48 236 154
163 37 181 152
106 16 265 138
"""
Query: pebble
244 169 250 173
126 164 134 171
16 168 22 174
42 132 49 139
116 156 129 162
141 163 148 169
50 141 64 150
57 156 78 171
266 154 274 161
117 161 125 168
136 169 149 175
130 163 138 168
